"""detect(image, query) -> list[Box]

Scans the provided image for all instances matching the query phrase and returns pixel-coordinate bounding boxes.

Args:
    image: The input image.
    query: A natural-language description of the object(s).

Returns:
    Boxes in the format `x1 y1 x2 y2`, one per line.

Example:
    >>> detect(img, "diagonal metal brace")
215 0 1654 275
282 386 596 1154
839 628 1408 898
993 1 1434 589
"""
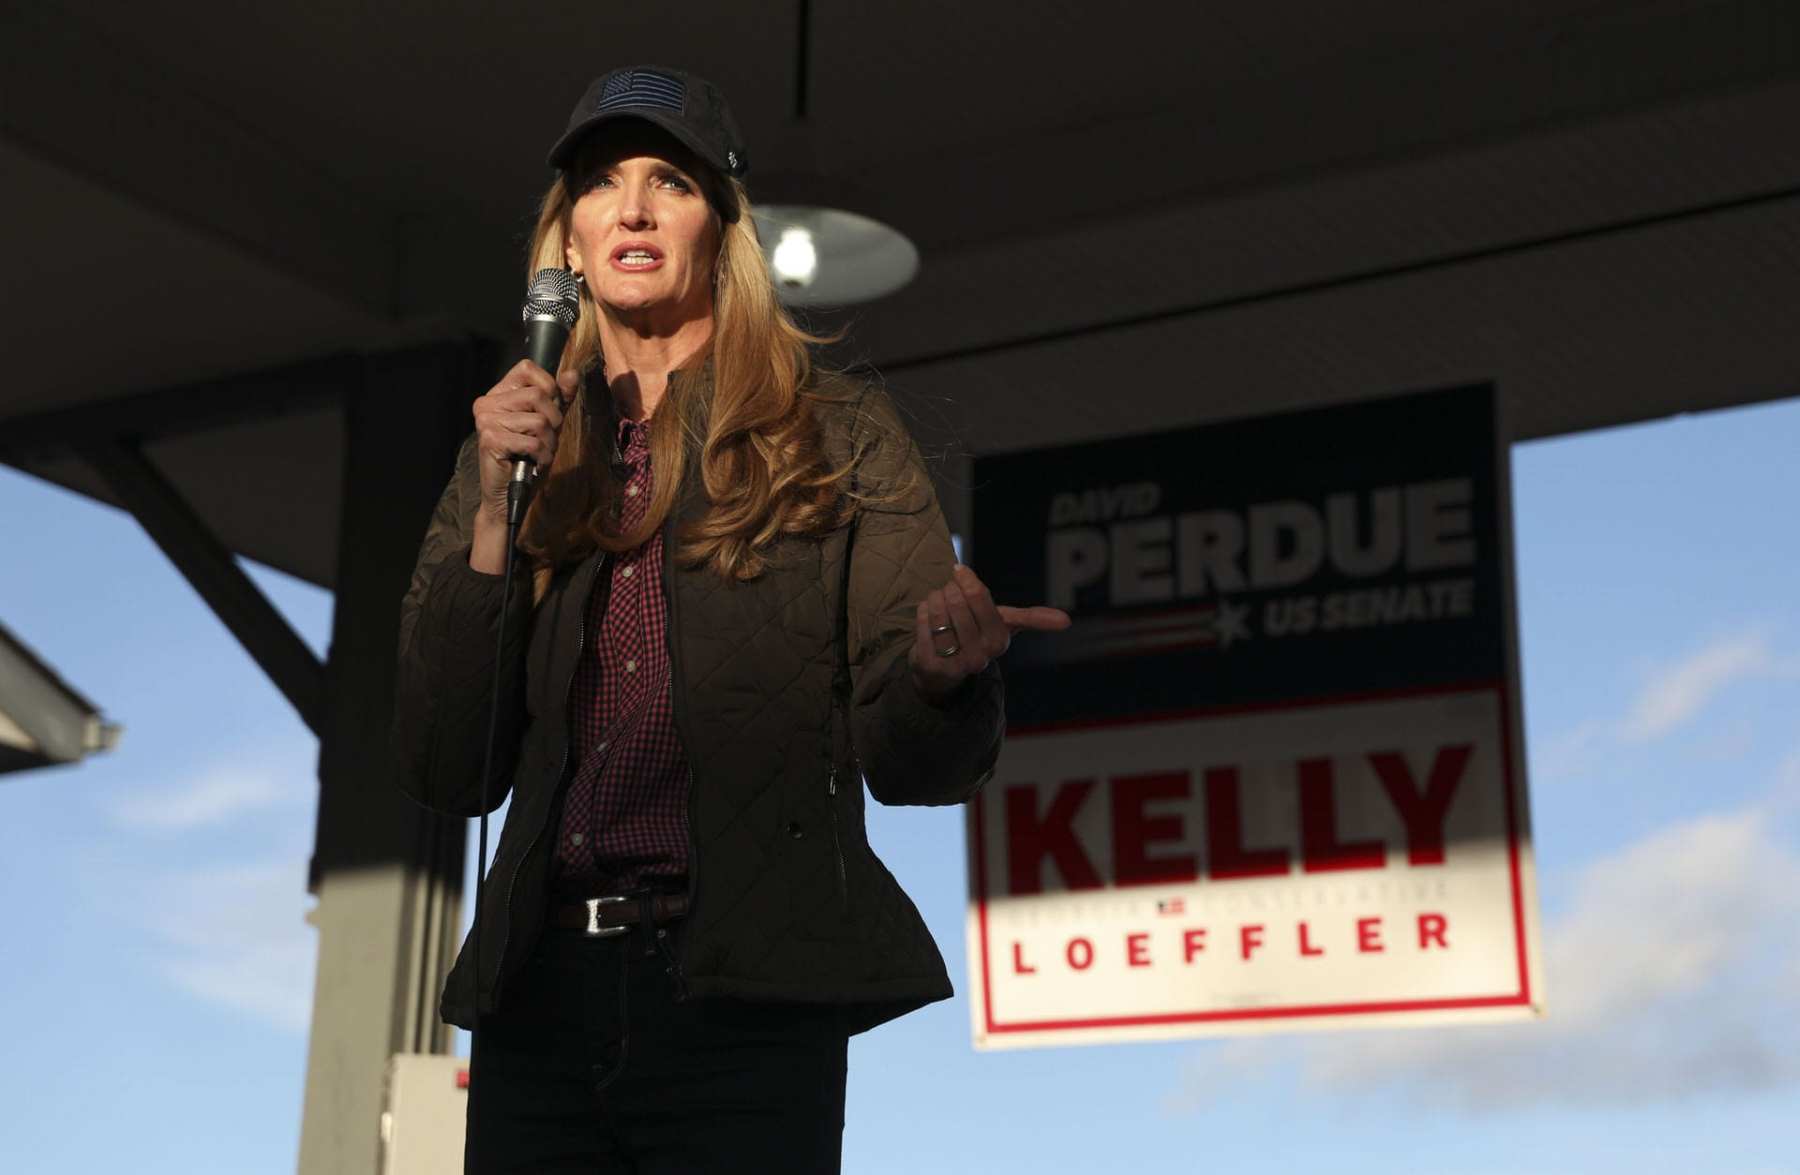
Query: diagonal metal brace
76 437 325 735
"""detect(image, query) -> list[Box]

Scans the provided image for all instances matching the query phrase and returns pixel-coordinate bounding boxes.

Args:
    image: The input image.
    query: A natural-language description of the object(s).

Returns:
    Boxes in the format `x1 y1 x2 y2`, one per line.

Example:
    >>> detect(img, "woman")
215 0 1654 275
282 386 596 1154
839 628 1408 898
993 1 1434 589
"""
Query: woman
392 66 1067 1172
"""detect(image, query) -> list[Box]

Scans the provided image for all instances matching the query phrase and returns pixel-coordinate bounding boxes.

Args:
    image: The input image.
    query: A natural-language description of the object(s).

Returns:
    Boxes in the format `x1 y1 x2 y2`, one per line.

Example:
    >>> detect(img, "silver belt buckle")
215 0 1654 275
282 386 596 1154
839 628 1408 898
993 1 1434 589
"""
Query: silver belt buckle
584 895 631 938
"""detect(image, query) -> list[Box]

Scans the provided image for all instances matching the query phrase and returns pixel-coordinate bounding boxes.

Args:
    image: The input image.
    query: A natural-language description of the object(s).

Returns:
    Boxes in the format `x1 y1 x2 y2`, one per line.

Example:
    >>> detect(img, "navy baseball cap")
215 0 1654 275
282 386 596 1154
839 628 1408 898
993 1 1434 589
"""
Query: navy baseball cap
547 65 750 185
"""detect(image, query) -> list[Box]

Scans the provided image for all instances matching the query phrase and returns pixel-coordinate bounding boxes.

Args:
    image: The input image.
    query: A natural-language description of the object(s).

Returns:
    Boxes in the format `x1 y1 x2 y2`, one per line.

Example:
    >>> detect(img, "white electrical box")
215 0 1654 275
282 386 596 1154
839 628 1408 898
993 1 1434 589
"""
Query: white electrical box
380 1053 468 1175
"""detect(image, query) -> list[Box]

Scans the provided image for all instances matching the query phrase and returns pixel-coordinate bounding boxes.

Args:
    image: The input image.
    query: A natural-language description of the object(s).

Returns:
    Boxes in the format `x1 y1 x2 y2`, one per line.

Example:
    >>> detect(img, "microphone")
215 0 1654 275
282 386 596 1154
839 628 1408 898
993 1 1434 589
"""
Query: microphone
474 267 580 1074
509 268 583 528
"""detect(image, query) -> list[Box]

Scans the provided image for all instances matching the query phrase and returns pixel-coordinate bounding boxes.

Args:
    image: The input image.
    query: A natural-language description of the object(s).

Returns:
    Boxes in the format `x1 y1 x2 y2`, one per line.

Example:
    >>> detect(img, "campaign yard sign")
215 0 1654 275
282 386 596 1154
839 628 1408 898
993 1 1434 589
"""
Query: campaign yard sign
965 384 1542 1049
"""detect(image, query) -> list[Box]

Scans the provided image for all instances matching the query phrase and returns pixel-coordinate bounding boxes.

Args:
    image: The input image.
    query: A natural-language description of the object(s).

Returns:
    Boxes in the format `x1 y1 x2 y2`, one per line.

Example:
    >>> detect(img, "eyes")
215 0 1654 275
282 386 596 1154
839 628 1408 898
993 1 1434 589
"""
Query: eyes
582 170 693 195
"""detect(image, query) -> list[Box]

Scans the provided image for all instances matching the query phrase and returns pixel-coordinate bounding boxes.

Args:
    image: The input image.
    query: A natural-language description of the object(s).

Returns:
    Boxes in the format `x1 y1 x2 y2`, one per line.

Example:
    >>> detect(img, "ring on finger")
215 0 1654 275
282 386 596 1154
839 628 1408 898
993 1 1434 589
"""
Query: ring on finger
929 623 954 636
936 643 961 657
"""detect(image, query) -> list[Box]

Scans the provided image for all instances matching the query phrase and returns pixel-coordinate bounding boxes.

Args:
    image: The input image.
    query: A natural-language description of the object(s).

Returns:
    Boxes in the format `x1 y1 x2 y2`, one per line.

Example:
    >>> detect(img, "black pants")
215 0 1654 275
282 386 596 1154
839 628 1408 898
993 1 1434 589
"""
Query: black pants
465 920 849 1173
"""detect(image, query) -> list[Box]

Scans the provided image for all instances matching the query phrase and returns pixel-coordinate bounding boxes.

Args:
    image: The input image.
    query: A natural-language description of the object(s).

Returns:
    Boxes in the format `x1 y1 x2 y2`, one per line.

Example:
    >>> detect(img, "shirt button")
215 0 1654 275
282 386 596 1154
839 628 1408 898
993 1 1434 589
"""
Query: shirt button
569 832 585 846
621 566 634 579
626 484 640 497
625 659 637 673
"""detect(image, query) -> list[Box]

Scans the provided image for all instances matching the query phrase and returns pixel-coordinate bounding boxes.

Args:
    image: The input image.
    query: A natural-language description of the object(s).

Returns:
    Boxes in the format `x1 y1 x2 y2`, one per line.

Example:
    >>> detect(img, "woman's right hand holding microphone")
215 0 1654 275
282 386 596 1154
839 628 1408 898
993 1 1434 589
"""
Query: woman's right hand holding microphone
469 360 578 573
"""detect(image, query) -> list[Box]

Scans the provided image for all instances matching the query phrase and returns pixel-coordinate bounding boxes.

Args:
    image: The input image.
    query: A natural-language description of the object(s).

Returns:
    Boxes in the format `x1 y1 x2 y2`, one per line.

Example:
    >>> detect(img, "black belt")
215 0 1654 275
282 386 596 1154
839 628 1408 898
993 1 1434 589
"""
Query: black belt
548 892 689 937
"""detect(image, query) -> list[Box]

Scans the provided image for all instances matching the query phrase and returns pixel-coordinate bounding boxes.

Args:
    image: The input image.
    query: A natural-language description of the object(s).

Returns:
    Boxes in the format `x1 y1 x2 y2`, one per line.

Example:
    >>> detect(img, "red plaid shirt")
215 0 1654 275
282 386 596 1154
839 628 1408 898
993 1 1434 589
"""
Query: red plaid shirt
550 414 690 896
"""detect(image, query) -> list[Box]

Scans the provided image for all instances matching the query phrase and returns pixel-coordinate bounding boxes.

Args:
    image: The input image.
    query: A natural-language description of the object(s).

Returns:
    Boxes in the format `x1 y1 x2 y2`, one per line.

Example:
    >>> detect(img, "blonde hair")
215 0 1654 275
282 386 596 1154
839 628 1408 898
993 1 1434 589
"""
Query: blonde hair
516 165 910 594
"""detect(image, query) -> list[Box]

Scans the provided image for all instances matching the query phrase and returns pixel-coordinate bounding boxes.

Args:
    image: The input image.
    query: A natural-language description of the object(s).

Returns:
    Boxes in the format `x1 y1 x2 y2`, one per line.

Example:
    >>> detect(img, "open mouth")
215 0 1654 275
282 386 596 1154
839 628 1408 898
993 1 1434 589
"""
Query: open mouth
612 243 664 270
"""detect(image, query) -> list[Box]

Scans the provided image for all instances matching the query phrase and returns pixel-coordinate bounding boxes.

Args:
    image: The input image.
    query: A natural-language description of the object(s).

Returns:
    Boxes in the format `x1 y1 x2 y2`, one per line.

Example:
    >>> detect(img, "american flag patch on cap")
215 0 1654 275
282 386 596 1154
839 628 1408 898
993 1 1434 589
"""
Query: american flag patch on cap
596 69 685 115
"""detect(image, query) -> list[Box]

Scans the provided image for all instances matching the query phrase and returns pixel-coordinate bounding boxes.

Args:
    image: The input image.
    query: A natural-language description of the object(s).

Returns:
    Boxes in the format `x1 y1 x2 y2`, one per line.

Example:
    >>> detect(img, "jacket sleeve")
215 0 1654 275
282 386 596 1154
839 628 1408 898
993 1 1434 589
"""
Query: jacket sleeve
389 434 533 817
844 385 1005 807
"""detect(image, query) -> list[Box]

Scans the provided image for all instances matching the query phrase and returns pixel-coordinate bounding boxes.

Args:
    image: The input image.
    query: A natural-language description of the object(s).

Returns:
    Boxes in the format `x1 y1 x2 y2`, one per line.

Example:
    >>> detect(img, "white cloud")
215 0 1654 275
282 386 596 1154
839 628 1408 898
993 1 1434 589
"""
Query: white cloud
135 857 317 1034
160 938 316 1034
1530 717 1609 783
1242 804 1800 1111
1533 631 1793 785
75 740 322 1030
1542 810 1788 1020
1617 631 1775 743
1773 747 1800 814
105 759 306 832
1162 1038 1283 1114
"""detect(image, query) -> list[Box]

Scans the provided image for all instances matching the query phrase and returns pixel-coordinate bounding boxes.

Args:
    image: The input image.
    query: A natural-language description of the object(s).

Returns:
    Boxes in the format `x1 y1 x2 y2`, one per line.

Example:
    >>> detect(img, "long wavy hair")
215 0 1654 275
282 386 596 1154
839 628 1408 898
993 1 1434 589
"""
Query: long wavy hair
516 151 909 595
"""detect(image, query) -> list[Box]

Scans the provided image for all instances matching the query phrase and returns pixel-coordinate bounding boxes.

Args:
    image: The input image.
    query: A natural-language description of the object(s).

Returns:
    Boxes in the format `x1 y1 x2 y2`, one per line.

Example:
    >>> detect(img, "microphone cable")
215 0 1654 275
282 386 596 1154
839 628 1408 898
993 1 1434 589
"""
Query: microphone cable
467 268 580 1141
466 483 527 1168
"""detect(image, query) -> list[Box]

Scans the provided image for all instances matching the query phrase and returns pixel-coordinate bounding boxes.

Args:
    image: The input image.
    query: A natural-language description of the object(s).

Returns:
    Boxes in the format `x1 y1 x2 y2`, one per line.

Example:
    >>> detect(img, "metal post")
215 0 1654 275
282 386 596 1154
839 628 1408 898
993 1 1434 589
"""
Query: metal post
296 340 492 1175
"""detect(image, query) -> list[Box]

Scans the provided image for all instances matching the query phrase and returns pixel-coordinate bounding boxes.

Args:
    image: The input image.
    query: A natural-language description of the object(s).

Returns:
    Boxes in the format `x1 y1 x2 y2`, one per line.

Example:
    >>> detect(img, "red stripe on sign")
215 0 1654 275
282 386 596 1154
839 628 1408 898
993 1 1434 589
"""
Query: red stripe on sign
986 992 1532 1035
974 679 1535 1038
1498 682 1532 1006
970 796 999 1035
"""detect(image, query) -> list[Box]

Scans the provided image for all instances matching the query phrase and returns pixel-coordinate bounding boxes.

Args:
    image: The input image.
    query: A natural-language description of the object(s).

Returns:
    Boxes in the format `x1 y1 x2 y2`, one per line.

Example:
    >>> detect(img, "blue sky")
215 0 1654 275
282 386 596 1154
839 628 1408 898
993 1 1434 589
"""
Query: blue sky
3 395 1797 1174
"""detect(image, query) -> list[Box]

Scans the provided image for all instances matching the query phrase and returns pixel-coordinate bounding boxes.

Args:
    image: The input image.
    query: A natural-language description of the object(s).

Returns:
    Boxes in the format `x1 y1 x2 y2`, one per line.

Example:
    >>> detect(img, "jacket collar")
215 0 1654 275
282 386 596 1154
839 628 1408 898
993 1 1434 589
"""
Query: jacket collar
586 353 715 472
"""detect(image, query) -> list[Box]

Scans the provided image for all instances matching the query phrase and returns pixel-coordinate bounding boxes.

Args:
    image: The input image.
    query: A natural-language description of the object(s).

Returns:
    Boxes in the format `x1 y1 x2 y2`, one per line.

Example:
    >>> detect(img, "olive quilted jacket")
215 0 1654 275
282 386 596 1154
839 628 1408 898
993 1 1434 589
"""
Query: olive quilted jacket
390 364 1004 1033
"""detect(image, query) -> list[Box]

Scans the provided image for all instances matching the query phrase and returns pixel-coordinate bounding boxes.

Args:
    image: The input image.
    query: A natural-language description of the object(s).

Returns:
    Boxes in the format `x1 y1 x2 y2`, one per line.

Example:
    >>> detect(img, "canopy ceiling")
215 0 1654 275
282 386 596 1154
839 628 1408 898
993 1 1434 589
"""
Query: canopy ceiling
3 0 1797 586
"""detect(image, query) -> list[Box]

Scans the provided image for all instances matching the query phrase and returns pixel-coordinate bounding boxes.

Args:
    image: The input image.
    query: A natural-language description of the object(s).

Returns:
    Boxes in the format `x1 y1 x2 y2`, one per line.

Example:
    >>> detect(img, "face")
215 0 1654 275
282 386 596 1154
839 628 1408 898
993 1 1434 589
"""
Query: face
563 128 722 328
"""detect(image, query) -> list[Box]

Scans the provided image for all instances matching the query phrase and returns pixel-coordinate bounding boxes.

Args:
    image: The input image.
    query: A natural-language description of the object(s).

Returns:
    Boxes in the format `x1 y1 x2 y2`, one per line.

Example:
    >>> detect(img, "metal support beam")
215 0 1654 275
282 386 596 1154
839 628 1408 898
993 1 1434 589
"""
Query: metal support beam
0 355 359 459
11 336 492 1171
298 340 491 1175
874 183 1800 375
77 438 326 735
0 624 121 775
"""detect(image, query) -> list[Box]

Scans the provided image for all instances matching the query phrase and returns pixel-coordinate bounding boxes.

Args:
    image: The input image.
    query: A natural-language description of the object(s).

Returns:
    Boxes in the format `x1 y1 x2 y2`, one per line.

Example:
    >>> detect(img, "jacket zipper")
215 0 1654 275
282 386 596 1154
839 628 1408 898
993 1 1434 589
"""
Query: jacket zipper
663 504 697 1003
489 552 603 1007
829 475 856 915
828 764 847 910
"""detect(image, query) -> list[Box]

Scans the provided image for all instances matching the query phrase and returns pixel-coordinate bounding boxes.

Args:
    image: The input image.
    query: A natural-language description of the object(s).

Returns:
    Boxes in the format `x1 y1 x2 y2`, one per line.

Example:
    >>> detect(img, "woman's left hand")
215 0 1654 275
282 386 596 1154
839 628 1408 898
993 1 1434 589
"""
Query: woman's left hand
910 564 1072 705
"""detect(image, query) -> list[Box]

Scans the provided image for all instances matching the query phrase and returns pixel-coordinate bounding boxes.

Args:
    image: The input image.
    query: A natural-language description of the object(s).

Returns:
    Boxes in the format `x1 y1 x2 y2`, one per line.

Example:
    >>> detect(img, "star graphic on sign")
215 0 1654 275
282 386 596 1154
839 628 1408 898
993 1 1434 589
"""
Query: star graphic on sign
1213 598 1252 647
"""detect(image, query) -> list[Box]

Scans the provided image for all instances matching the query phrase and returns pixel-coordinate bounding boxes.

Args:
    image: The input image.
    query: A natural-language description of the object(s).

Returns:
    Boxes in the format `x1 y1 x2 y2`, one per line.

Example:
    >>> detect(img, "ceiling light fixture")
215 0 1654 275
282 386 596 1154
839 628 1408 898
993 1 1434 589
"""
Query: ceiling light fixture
770 226 819 289
752 204 919 307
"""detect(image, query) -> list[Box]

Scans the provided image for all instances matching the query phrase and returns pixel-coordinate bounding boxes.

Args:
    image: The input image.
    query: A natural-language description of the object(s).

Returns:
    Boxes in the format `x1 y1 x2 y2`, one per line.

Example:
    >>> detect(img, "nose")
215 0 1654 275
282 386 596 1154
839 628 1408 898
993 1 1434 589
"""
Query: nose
618 179 655 230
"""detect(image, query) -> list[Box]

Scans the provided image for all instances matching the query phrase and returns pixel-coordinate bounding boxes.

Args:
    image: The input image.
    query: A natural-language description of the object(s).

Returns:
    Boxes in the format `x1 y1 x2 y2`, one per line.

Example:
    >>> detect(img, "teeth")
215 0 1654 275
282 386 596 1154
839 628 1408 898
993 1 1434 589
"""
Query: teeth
619 251 656 264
